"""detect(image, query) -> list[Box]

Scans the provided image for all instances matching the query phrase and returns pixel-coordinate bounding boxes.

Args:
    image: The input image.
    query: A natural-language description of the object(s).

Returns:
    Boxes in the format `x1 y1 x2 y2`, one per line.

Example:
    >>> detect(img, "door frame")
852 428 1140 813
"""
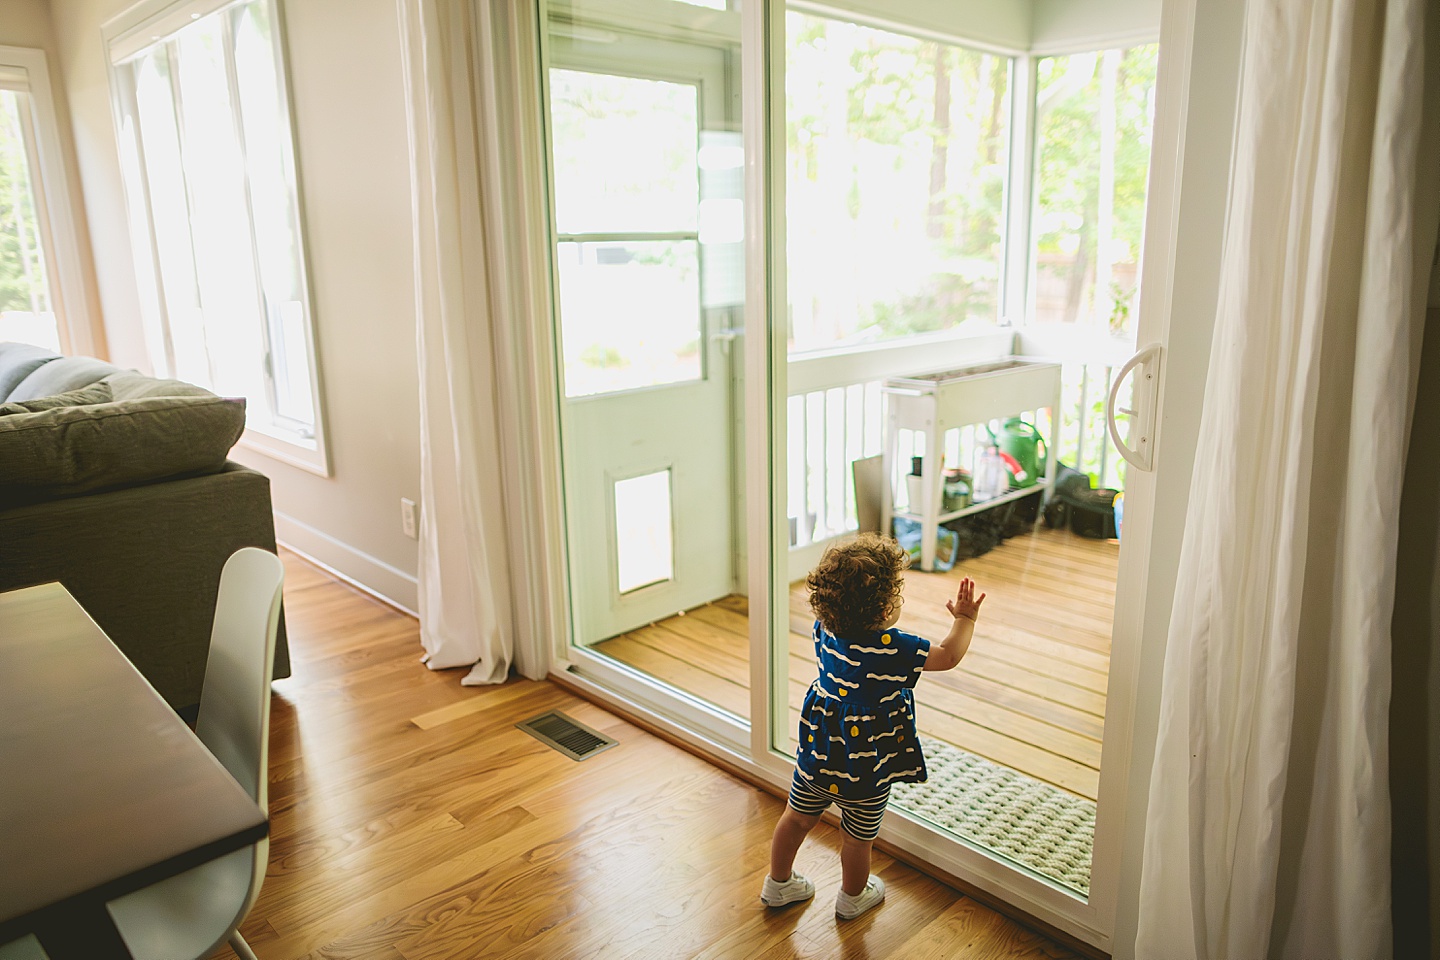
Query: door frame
490 0 1223 950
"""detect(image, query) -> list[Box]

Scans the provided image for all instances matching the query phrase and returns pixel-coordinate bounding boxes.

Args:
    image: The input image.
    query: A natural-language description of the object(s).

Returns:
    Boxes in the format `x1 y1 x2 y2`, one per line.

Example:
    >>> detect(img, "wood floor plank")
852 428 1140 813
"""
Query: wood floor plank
243 549 1086 960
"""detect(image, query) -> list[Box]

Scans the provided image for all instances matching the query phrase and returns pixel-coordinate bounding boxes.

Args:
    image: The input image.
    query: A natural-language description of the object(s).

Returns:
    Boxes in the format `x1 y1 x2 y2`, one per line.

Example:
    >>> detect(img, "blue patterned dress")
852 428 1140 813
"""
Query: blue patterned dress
794 620 932 799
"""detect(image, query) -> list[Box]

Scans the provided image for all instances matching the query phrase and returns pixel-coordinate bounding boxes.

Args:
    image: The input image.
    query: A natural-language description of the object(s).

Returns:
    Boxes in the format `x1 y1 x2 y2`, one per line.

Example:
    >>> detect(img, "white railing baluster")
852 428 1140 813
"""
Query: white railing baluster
786 350 1124 560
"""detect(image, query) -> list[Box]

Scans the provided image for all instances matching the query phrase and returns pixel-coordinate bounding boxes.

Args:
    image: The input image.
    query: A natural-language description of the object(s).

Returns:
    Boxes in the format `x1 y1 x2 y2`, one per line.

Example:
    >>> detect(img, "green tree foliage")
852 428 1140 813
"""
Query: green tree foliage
0 91 50 316
786 13 1009 347
1033 46 1158 335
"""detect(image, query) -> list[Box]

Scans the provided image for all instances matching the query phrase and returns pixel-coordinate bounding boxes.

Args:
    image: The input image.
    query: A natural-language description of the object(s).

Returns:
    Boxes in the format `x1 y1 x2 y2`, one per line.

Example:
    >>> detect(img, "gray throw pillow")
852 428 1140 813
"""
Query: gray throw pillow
0 381 113 416
0 394 246 504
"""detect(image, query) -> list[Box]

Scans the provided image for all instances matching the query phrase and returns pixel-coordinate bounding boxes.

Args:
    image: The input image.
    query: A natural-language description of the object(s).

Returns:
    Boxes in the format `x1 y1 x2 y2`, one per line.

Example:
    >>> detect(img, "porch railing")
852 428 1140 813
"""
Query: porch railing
786 330 1133 575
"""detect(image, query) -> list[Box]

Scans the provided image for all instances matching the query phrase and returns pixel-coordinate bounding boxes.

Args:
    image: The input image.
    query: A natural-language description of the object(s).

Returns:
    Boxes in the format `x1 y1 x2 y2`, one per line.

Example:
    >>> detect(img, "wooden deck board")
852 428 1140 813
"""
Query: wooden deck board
594 526 1118 800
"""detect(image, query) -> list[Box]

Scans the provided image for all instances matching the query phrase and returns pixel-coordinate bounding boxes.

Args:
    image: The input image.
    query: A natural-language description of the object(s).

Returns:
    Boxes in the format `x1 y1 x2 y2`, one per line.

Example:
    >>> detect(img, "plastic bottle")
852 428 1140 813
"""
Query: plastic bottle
973 447 1004 502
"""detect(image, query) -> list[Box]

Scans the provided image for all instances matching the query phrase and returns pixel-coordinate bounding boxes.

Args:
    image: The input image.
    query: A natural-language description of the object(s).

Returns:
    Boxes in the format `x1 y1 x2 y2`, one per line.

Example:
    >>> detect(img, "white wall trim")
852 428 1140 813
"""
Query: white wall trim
274 510 419 616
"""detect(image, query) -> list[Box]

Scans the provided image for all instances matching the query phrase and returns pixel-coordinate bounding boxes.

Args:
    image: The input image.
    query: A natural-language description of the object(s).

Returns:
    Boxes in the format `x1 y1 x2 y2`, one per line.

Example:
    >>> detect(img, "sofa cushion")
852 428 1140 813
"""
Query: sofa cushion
104 371 217 402
0 395 246 504
0 343 60 400
8 356 122 403
0 382 114 416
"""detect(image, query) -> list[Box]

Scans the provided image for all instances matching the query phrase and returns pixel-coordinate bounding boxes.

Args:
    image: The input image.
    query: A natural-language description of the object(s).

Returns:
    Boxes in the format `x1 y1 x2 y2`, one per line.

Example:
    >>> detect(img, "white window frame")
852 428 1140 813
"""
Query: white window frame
0 46 102 357
102 0 329 475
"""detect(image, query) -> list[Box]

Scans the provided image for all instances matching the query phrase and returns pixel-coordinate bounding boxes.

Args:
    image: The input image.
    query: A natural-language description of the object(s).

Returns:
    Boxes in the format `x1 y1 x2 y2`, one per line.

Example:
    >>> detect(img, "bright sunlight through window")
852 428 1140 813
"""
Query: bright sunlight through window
0 87 60 351
110 0 322 456
786 12 1011 354
1030 45 1158 338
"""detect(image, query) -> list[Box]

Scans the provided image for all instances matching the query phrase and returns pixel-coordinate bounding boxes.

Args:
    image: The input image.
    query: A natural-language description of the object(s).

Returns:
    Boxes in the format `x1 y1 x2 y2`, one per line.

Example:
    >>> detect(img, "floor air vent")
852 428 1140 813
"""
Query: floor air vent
516 710 617 761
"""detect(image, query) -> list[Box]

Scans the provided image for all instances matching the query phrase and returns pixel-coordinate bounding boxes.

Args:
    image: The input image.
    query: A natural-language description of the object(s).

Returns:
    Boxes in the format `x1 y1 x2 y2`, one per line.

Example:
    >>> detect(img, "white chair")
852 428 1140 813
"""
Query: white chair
103 547 286 960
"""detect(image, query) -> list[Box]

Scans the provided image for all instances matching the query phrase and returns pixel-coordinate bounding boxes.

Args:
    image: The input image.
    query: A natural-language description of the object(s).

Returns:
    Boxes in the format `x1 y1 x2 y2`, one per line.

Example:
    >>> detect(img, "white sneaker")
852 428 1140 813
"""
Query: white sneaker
835 875 885 919
761 872 815 907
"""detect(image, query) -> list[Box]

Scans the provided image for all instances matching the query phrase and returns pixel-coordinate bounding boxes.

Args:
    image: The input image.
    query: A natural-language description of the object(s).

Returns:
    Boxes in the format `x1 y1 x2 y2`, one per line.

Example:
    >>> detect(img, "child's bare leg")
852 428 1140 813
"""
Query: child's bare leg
769 806 820 881
840 831 874 895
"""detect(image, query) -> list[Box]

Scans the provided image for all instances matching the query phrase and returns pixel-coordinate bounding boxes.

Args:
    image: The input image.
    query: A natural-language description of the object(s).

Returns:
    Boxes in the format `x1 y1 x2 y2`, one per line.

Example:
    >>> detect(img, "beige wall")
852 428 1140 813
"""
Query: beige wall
2 0 60 49
47 0 423 608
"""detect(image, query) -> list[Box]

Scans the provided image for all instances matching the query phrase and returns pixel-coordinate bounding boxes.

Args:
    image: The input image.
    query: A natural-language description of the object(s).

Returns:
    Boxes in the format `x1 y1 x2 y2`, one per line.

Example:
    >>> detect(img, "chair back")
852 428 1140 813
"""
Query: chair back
195 547 284 813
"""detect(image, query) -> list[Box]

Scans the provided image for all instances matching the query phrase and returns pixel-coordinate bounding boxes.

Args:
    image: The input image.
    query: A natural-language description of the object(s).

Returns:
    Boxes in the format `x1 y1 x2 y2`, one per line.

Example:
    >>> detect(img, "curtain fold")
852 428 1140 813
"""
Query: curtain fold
398 0 516 686
1136 1 1434 957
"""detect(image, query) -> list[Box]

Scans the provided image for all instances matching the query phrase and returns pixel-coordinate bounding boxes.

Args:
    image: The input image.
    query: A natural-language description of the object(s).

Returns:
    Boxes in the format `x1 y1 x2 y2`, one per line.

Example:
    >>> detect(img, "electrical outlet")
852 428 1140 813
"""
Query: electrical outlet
401 498 418 539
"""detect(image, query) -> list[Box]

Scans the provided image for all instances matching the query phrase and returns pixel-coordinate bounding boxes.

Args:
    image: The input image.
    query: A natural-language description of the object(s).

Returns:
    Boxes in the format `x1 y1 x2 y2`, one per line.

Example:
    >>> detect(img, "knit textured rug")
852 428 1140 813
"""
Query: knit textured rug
891 737 1096 894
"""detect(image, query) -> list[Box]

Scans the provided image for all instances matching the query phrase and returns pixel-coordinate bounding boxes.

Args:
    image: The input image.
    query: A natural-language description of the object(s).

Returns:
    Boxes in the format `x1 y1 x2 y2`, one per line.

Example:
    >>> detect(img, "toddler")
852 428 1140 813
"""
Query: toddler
759 532 984 919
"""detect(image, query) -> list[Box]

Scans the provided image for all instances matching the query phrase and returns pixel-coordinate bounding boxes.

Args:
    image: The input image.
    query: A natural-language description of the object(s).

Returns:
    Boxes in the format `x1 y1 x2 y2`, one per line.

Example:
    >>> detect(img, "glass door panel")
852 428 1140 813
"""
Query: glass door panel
555 238 703 397
542 0 753 723
777 6 1160 900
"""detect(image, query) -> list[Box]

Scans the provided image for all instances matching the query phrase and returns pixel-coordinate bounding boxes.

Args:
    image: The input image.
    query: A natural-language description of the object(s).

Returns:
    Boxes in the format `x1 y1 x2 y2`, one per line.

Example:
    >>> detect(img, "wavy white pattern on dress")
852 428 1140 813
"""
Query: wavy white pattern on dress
866 672 907 682
848 646 897 655
877 767 923 786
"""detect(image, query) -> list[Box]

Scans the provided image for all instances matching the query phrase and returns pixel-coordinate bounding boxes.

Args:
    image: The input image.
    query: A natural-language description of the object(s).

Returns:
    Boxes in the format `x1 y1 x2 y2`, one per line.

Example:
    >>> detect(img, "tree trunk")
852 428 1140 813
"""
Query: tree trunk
982 57 1005 167
925 44 950 241
1064 188 1096 325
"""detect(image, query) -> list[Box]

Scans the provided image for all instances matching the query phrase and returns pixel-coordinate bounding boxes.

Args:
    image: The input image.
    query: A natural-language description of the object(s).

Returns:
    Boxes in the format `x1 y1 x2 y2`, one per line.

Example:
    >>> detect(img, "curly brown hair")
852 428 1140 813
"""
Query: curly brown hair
806 532 909 639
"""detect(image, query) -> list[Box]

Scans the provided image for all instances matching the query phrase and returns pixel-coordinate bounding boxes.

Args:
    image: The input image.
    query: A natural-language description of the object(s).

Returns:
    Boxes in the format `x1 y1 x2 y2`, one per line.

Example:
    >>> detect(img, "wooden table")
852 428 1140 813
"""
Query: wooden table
0 582 268 959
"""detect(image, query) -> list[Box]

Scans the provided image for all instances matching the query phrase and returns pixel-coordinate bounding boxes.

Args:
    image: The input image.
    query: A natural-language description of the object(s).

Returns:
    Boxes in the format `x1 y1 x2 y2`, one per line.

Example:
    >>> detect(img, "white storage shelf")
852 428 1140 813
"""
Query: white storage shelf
891 480 1050 526
881 357 1063 572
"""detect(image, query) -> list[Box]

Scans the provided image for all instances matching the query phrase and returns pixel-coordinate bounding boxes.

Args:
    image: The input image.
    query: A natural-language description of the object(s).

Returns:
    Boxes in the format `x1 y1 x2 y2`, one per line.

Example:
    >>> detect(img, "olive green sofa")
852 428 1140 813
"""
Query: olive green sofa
0 342 290 711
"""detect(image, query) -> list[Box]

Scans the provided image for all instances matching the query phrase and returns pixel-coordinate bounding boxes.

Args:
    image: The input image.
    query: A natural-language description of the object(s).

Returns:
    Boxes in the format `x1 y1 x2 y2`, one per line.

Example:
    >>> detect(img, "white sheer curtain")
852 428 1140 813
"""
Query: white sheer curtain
1136 1 1437 957
398 0 516 685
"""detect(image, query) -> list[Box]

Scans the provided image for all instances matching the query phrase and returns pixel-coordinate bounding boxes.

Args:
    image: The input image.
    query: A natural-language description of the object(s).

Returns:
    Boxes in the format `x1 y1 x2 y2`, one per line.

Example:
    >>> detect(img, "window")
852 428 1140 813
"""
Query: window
549 69 706 398
786 12 1012 354
107 0 325 469
0 46 94 354
1029 44 1159 338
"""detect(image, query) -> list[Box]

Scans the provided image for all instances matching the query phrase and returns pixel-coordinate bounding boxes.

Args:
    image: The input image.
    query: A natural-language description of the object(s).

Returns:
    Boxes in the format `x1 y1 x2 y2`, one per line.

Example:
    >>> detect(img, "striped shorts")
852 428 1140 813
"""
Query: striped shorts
787 770 891 841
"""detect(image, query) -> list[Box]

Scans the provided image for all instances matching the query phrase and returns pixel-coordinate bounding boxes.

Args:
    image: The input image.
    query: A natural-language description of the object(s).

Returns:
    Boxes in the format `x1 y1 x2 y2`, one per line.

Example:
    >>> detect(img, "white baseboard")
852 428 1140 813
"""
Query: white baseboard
273 511 419 617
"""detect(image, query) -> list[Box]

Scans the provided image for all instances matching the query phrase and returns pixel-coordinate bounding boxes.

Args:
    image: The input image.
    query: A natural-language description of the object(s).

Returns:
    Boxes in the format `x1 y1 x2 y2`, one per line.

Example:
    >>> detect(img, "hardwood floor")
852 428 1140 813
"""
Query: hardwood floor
221 550 1083 959
596 527 1118 800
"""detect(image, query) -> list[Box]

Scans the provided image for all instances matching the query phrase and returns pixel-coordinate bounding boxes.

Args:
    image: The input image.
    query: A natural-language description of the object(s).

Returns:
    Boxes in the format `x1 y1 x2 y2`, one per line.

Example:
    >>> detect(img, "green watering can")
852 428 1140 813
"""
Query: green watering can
988 418 1047 489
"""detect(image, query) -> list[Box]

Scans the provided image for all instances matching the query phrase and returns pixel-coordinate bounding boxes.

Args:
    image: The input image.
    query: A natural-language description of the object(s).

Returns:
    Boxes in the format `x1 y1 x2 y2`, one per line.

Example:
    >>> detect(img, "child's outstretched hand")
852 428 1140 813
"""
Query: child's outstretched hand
946 577 985 622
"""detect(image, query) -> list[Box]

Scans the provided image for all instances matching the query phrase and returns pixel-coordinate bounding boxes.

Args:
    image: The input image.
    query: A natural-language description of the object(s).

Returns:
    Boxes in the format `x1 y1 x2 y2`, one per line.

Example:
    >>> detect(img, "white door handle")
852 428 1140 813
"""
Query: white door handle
1107 343 1162 472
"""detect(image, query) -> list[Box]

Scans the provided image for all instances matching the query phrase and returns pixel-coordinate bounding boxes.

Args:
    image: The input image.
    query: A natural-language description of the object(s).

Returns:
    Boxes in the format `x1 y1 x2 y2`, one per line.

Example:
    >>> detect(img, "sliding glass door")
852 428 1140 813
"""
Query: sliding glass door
539 0 756 736
535 0 1173 947
775 3 1164 901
